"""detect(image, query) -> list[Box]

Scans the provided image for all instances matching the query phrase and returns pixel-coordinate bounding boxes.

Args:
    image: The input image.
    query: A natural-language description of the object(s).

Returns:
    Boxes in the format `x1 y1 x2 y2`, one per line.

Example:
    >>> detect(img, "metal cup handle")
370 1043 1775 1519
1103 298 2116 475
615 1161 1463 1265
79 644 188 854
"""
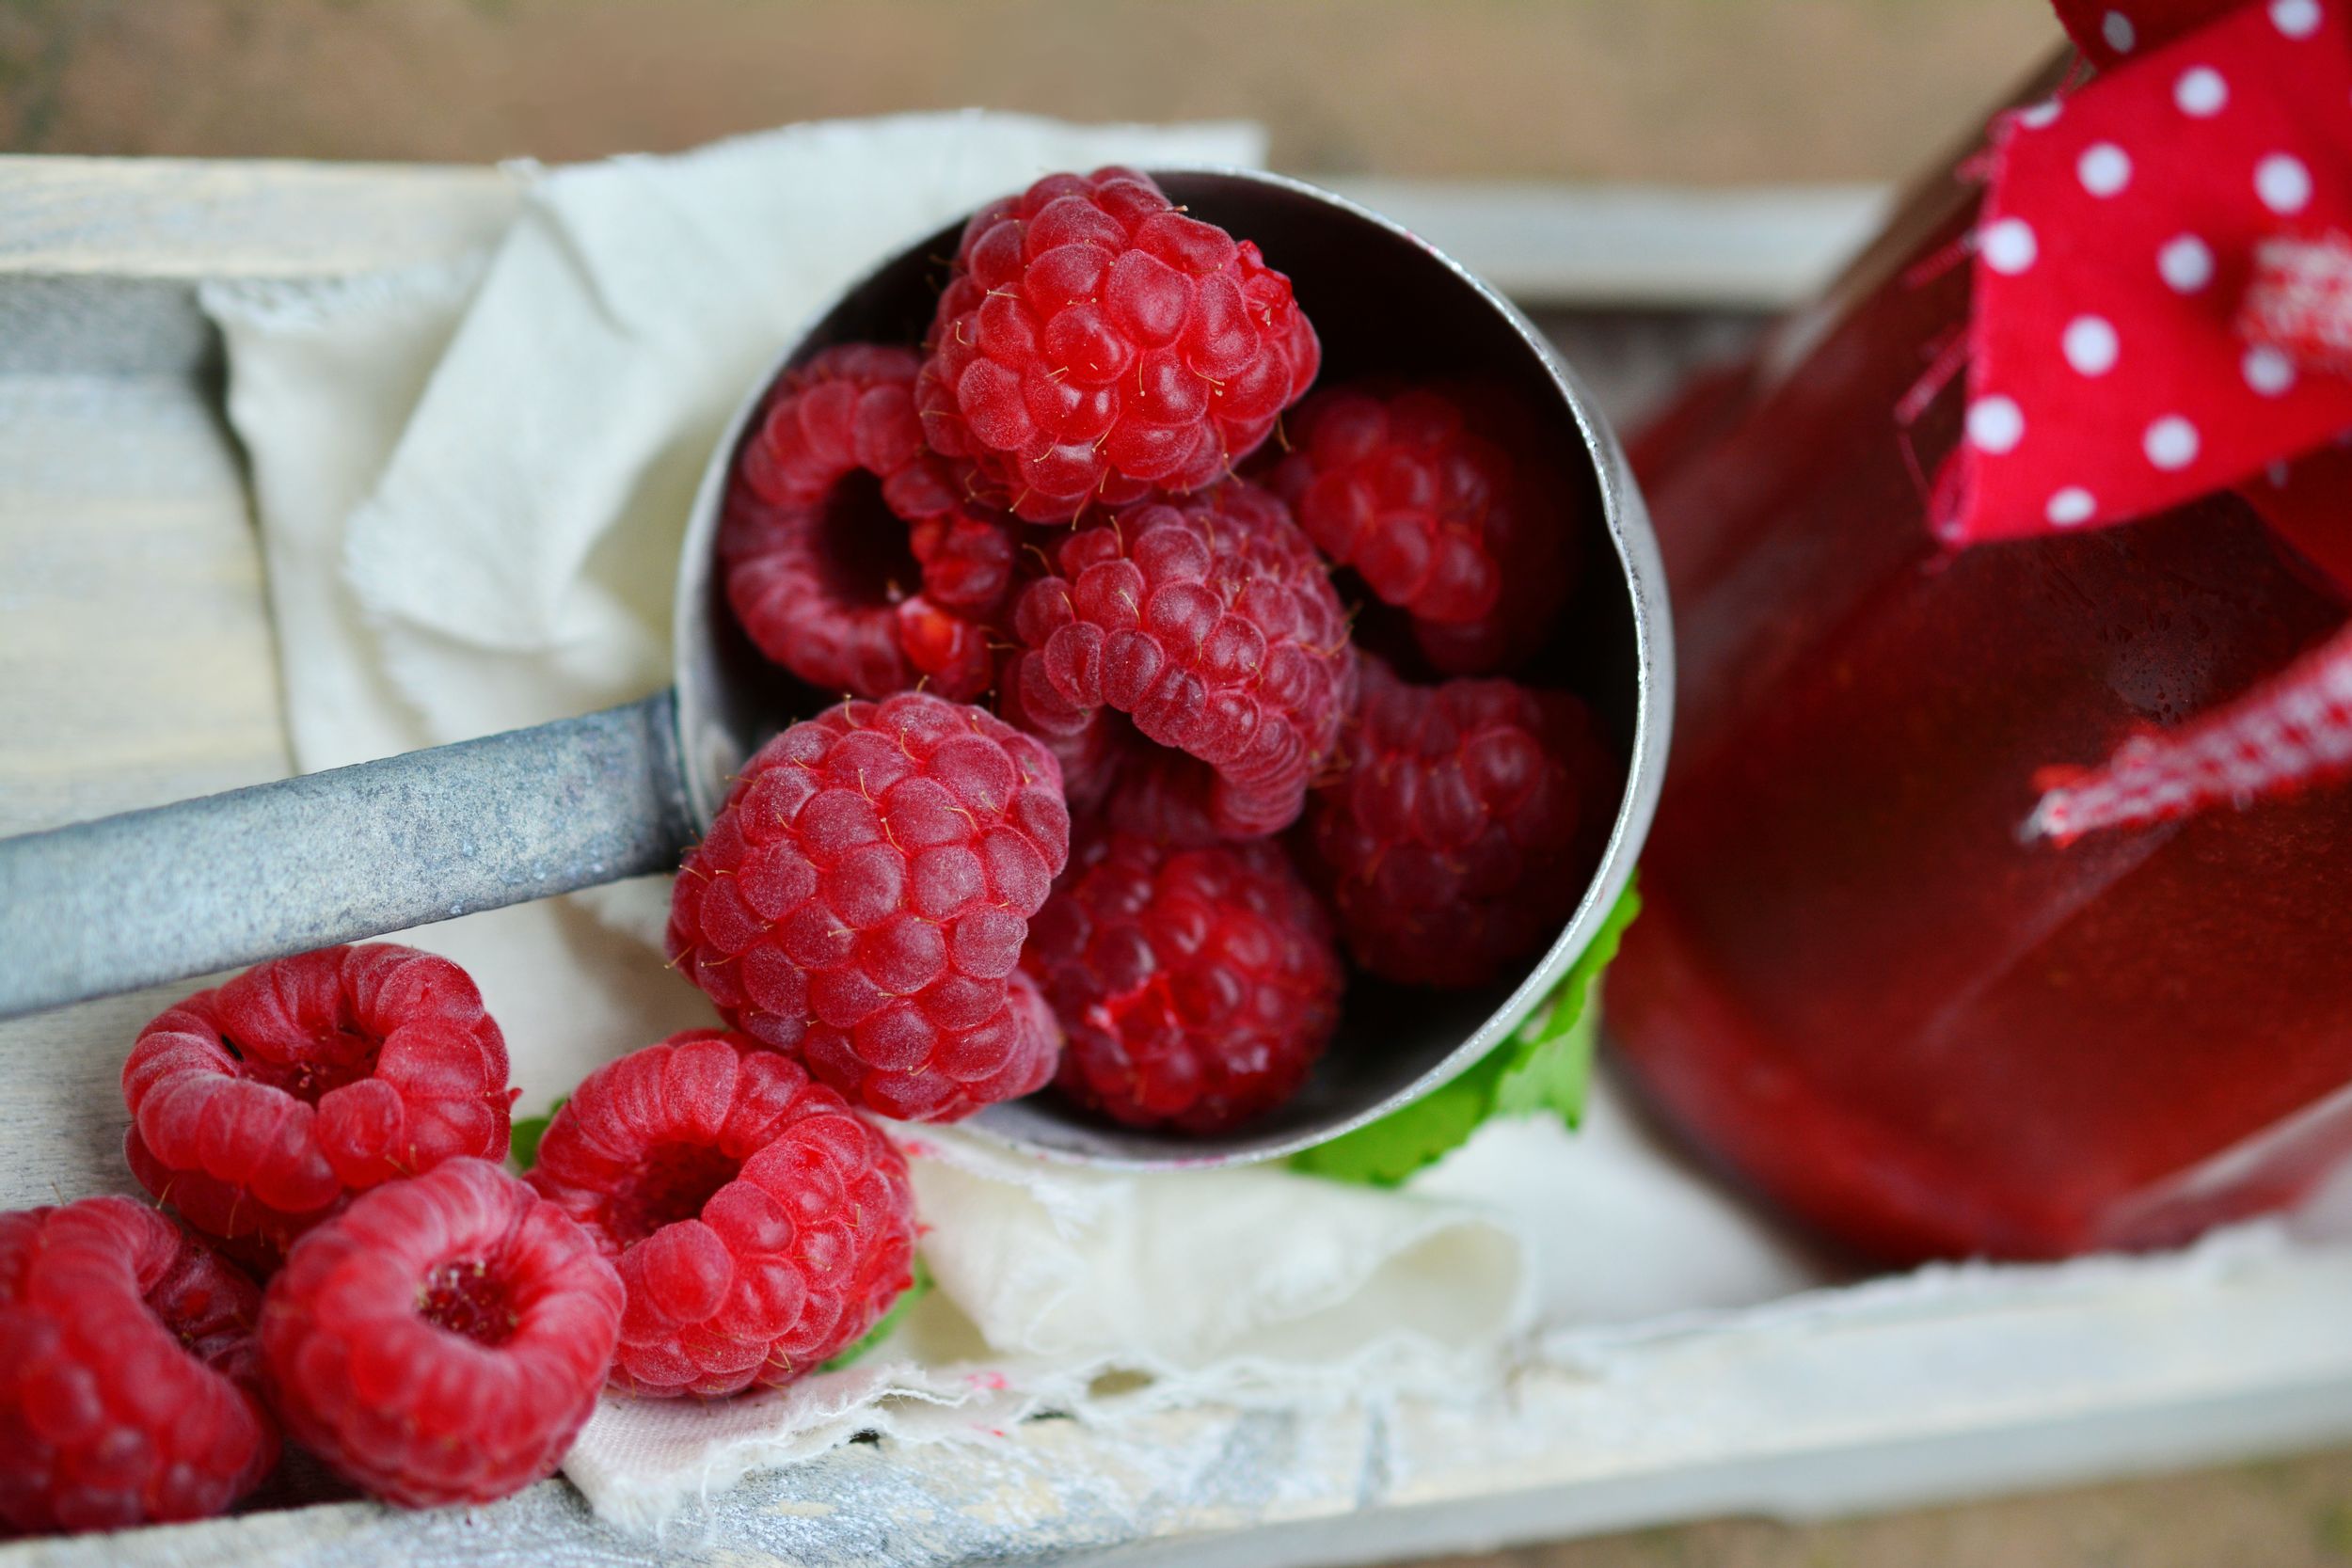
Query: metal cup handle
0 693 695 1020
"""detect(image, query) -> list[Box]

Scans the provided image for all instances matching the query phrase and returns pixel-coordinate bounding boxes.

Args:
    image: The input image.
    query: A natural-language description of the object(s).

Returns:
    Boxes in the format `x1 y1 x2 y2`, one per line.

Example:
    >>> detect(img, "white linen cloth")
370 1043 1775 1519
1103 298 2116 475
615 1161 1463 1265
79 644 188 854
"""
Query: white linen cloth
201 112 1820 1533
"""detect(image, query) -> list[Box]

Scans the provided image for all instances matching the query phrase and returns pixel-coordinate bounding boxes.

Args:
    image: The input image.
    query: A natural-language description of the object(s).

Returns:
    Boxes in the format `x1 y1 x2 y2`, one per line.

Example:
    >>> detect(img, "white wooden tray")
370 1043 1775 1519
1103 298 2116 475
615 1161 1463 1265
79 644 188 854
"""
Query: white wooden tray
3 155 2347 1568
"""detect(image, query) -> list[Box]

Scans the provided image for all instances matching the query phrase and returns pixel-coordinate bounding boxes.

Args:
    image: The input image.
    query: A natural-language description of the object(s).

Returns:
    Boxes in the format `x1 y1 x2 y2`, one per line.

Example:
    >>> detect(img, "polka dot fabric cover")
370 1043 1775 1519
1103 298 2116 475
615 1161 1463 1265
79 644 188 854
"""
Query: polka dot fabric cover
1942 0 2352 547
1938 0 2352 839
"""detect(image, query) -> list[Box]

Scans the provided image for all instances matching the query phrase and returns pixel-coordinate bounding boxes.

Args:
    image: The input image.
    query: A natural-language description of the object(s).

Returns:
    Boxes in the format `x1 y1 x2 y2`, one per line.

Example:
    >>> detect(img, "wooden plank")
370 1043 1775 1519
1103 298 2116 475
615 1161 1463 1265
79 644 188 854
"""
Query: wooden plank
0 372 286 828
0 156 518 279
0 366 289 1213
1326 180 1889 308
0 155 1880 308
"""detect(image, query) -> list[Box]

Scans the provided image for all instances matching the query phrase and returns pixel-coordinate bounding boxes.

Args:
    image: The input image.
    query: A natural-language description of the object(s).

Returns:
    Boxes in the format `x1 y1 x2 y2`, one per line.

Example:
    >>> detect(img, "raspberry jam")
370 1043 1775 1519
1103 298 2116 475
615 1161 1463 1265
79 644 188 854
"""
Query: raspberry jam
1607 158 2352 1263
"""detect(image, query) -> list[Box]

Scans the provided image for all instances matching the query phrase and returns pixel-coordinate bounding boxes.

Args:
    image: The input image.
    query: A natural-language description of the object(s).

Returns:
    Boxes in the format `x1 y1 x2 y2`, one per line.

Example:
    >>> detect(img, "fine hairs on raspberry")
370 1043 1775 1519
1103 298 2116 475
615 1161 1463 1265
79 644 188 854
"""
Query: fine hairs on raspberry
526 1031 917 1398
0 1197 278 1534
258 1158 621 1509
667 691 1072 1121
121 942 515 1270
919 166 1321 522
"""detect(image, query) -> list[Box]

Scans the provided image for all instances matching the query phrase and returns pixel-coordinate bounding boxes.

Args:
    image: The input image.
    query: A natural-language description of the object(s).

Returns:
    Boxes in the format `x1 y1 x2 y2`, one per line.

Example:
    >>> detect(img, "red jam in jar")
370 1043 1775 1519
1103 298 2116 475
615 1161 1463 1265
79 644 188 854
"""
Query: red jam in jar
1607 153 2352 1264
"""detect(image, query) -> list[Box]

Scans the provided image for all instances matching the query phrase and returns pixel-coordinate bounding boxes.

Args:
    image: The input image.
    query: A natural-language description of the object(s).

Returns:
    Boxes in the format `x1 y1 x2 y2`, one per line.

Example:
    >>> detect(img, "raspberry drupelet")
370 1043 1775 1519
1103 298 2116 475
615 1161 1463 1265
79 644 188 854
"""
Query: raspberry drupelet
995 659 1133 819
666 691 1072 1121
1267 383 1576 675
1026 831 1344 1133
919 166 1321 523
1004 481 1356 841
1301 658 1619 989
723 344 1025 702
525 1031 917 1398
257 1158 620 1508
121 942 514 1272
0 1197 278 1534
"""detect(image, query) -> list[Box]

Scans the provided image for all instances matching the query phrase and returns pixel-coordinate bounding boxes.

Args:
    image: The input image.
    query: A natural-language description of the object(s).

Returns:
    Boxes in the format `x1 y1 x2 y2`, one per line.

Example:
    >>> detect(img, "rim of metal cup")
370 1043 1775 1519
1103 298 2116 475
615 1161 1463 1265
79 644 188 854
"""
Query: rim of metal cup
673 166 1673 1169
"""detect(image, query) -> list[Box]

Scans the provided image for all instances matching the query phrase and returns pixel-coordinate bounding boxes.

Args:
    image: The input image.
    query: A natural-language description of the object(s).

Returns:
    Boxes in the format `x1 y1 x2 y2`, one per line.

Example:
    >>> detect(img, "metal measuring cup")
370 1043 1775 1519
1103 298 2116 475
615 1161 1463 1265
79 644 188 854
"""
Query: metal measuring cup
0 169 1671 1167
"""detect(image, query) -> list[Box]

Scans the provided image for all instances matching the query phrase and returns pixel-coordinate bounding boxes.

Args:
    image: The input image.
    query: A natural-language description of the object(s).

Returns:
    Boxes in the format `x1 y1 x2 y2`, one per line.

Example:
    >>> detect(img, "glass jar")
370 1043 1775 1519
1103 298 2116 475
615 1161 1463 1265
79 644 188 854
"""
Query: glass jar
1606 123 2352 1264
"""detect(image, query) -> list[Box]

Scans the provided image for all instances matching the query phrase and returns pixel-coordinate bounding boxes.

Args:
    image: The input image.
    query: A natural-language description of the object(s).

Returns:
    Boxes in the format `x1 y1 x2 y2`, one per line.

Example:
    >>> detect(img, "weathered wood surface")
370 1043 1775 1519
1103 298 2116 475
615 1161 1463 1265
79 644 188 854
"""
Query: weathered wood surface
1326 181 1888 307
0 156 518 280
0 342 287 1213
2 154 2349 1568
0 155 1883 309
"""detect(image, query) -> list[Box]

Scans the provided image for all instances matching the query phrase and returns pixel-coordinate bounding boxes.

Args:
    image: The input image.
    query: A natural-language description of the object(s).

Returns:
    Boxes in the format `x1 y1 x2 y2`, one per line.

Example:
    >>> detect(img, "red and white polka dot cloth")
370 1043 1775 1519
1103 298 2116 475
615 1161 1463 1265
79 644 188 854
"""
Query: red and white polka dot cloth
1947 0 2352 545
1942 0 2352 839
2026 632 2352 840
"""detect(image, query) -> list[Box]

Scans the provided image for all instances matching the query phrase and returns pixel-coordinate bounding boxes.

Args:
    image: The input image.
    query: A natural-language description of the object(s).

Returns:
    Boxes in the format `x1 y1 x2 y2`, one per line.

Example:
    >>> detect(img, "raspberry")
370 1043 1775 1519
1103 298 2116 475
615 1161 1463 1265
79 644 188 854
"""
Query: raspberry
525 1031 916 1398
666 691 1072 1121
1267 383 1575 675
919 166 1321 523
258 1158 620 1508
1301 658 1618 989
996 667 1130 819
122 943 514 1271
1026 831 1343 1133
1100 745 1276 847
992 704 1235 847
0 1197 277 1534
724 344 1024 702
1005 481 1356 840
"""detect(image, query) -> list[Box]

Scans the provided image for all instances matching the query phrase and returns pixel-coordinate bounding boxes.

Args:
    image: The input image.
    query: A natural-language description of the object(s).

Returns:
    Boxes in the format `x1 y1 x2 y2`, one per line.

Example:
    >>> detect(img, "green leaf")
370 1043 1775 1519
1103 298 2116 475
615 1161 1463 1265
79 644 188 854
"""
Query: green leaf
1288 1063 1499 1187
507 1097 566 1173
1290 878 1642 1187
1491 879 1639 1127
820 1258 933 1372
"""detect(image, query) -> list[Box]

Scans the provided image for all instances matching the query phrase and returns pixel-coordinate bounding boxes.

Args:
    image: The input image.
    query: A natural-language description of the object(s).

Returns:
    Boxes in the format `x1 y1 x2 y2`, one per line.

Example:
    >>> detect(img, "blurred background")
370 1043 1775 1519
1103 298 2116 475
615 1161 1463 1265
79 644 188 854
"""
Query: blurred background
0 0 2060 181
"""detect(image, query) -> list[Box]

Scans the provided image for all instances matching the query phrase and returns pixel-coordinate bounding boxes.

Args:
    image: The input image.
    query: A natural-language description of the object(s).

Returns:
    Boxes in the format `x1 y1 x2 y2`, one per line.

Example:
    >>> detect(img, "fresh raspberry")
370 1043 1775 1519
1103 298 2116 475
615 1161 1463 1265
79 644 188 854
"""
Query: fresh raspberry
122 943 514 1272
724 344 1025 702
1301 658 1618 989
258 1158 620 1508
995 667 1129 819
1026 831 1343 1133
666 692 1072 1121
1005 481 1355 840
990 703 1228 847
0 1197 277 1534
1266 383 1576 675
1100 746 1275 847
525 1031 916 1398
919 166 1321 523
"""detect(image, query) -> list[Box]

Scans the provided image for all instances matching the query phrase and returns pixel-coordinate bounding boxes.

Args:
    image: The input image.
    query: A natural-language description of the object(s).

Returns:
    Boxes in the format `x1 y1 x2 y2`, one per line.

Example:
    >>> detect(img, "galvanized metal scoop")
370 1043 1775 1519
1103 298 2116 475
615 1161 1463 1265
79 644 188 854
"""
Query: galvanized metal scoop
0 169 1671 1166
